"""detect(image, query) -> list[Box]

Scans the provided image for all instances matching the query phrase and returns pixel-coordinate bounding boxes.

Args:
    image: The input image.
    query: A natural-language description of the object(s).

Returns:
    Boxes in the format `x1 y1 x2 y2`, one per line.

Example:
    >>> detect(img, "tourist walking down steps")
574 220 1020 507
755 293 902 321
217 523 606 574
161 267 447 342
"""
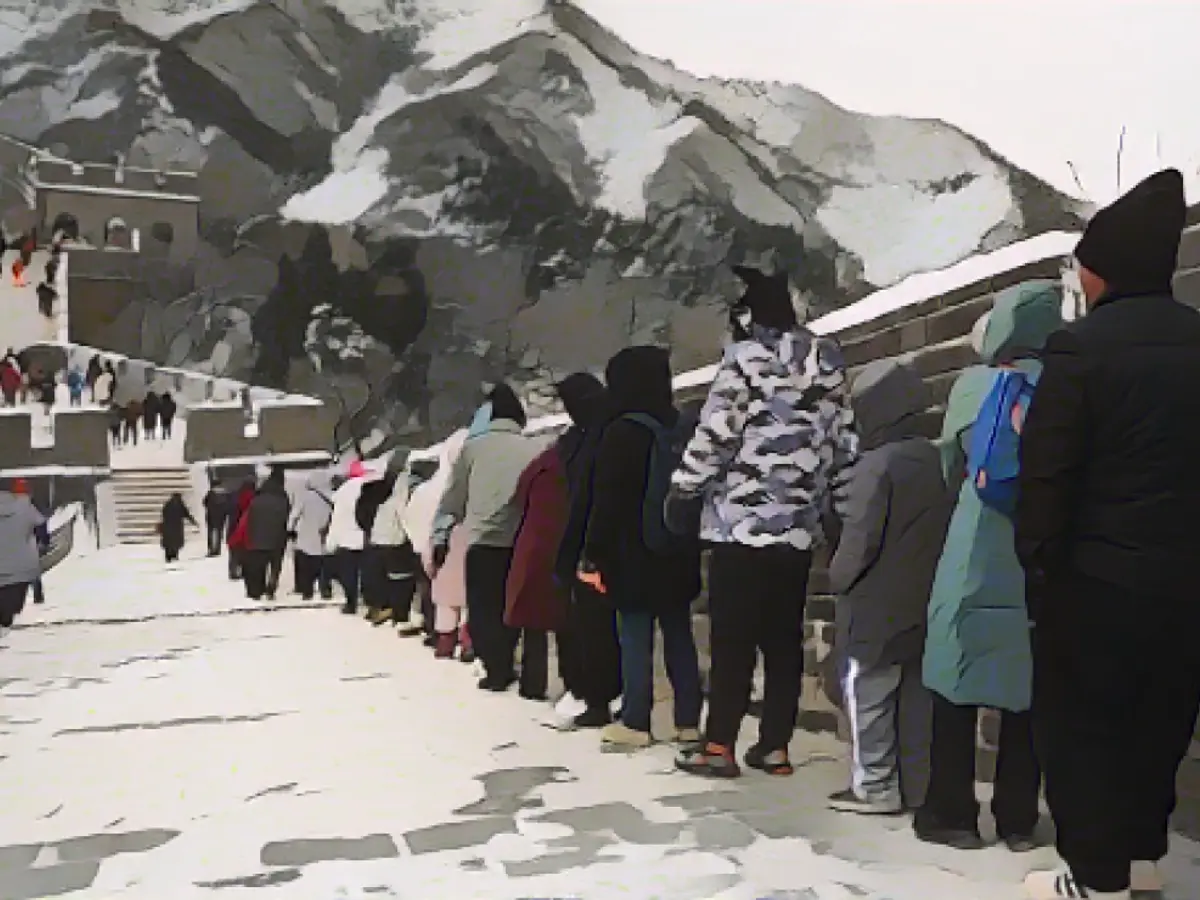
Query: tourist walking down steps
159 492 196 564
668 265 857 777
1016 169 1200 900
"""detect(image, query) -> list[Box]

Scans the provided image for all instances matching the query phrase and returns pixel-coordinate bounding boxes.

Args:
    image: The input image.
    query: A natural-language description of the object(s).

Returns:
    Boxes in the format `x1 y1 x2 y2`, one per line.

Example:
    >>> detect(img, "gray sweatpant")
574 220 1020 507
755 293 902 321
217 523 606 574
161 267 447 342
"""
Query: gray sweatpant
843 656 932 808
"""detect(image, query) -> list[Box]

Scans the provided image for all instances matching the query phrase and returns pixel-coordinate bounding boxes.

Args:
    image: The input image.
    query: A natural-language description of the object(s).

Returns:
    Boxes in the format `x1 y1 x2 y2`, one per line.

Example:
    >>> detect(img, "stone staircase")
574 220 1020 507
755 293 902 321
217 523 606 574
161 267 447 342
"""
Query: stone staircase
111 467 197 544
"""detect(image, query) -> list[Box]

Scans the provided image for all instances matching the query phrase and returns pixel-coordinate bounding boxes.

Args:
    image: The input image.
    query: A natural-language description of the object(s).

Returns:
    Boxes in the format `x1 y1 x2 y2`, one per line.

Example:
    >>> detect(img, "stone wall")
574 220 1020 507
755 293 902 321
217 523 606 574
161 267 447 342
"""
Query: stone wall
183 404 339 463
37 188 199 265
0 410 110 471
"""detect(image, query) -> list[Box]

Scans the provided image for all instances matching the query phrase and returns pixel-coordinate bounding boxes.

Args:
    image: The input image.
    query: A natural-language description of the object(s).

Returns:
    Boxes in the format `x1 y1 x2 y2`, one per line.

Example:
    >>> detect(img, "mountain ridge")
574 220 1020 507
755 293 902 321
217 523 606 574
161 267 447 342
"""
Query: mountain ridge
0 0 1084 450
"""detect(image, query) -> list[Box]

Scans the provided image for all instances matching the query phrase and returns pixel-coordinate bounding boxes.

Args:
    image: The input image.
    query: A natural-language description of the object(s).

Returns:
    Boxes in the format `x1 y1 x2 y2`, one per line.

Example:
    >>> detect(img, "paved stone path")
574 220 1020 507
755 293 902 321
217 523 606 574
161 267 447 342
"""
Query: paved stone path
1 543 1197 899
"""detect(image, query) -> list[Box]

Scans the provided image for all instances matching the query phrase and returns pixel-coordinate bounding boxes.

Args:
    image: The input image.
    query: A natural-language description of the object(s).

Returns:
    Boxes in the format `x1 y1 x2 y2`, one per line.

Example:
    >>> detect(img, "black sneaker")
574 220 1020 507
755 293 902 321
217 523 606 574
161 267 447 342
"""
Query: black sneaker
912 814 985 850
478 674 515 692
572 706 613 729
827 788 903 815
340 603 357 615
1002 833 1041 853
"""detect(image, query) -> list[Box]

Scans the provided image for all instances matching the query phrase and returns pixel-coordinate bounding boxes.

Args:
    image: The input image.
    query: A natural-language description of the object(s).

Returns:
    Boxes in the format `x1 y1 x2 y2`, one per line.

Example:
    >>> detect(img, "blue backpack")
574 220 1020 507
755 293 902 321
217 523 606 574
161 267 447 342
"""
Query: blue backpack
622 411 698 553
966 368 1038 518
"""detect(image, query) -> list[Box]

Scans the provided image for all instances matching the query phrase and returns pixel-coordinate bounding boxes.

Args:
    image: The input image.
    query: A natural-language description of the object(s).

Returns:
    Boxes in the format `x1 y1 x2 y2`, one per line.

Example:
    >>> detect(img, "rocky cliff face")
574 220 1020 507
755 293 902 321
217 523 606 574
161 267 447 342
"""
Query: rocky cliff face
0 0 1083 448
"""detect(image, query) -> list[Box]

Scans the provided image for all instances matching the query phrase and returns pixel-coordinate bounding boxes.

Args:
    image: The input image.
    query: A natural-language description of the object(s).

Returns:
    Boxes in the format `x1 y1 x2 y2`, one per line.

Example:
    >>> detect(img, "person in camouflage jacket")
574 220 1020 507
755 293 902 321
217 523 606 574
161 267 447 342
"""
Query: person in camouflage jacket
669 264 858 779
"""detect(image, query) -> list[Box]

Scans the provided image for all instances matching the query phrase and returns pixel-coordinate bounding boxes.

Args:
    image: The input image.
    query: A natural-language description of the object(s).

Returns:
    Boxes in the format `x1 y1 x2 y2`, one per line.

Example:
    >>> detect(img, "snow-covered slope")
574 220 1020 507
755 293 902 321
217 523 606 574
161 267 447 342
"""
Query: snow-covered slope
0 0 1083 443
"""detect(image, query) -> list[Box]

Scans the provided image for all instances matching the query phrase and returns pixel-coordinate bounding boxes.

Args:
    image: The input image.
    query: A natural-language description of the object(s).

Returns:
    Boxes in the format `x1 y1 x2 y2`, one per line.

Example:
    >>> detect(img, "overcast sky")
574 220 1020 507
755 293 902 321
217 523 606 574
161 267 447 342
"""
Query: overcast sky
578 0 1199 204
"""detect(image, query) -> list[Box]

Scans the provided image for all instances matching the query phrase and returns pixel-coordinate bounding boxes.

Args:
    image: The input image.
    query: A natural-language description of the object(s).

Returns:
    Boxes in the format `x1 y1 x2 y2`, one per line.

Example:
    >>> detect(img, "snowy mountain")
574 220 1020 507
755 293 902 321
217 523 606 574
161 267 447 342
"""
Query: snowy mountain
0 0 1083 446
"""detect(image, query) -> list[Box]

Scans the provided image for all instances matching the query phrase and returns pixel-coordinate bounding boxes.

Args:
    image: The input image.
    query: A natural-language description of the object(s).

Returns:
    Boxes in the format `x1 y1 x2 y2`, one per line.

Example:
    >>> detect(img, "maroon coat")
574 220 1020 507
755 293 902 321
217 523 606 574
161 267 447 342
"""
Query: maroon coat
505 446 569 632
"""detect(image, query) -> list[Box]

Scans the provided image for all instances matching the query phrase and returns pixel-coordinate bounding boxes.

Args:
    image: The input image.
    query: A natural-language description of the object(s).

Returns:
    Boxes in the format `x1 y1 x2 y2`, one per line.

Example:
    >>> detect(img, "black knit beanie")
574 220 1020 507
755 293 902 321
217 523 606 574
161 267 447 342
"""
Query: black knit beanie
1074 168 1186 294
731 265 797 331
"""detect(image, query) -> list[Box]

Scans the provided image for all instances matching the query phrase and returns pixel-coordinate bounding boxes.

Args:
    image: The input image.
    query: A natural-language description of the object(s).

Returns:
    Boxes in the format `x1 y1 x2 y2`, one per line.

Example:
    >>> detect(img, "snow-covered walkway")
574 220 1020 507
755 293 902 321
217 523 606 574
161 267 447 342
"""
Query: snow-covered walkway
1 544 1197 899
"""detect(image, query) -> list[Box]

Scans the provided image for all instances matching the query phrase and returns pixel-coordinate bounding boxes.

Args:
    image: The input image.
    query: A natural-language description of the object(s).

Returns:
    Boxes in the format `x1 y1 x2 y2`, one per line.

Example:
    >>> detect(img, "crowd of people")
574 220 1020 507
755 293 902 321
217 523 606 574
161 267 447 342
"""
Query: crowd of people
3 168 1193 899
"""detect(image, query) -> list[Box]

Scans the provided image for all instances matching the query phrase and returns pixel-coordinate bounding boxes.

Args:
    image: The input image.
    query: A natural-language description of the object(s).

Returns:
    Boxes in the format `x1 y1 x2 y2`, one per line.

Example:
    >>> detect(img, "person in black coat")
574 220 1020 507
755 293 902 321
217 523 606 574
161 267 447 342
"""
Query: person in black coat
582 346 702 750
202 476 229 557
241 468 291 600
1015 168 1200 900
159 392 178 439
159 493 196 564
552 372 622 729
142 391 161 440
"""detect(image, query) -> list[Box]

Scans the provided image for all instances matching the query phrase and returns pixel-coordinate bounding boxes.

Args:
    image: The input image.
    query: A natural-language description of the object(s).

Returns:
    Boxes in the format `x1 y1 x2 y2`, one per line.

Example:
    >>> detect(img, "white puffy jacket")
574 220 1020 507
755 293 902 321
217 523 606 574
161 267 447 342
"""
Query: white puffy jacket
325 476 369 553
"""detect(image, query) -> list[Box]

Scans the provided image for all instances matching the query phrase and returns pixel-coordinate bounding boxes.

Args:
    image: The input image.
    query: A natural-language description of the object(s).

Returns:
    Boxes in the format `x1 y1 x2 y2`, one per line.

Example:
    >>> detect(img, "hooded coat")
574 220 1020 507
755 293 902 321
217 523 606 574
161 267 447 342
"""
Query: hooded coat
829 360 952 670
289 470 336 556
159 494 195 557
506 445 570 632
245 472 291 552
0 489 44 587
1017 169 1200 596
553 373 608 581
672 268 858 550
406 429 472 618
923 280 1064 712
585 346 700 610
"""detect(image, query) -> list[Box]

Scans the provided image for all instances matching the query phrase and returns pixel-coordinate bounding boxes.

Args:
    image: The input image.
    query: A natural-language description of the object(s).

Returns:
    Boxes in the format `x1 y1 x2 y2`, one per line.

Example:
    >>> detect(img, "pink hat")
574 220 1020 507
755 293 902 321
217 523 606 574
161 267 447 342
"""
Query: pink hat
347 460 367 479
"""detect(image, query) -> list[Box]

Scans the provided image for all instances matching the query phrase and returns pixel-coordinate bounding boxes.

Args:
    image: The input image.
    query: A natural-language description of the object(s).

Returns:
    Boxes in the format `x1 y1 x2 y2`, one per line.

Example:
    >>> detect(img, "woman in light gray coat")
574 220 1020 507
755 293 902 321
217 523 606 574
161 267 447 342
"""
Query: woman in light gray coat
0 481 45 628
288 469 335 601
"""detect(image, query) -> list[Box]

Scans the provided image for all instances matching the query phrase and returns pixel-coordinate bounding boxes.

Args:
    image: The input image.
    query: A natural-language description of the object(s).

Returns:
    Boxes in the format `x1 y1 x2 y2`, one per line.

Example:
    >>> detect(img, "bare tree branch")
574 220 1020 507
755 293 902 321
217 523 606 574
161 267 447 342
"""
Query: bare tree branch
1066 160 1087 196
1116 125 1127 193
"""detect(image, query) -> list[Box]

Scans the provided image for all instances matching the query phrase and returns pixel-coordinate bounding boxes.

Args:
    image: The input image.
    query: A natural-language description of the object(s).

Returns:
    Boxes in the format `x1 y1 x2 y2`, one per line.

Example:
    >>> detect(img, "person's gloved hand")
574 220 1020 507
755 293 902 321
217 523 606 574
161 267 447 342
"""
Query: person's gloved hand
286 530 297 542
663 487 702 536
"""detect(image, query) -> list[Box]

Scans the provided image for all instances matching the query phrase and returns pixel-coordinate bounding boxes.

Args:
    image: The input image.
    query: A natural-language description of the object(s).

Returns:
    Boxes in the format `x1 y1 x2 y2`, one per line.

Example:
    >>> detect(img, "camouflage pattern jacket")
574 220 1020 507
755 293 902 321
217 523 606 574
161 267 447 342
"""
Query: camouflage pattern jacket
671 324 858 550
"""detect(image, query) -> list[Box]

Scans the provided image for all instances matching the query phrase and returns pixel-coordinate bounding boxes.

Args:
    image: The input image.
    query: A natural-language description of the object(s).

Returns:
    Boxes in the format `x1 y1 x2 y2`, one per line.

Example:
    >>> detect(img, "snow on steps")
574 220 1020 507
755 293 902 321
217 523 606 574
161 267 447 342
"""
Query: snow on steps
111 468 197 545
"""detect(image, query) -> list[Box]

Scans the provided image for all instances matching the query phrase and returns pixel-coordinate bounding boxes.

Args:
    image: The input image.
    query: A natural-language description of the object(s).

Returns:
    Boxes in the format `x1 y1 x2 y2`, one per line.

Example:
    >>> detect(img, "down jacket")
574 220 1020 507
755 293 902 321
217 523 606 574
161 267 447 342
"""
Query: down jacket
671 322 858 550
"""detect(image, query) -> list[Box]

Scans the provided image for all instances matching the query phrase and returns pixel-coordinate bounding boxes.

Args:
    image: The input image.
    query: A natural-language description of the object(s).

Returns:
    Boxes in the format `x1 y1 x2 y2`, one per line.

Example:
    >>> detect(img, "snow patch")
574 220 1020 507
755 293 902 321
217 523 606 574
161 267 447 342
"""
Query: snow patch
414 0 547 70
113 0 258 40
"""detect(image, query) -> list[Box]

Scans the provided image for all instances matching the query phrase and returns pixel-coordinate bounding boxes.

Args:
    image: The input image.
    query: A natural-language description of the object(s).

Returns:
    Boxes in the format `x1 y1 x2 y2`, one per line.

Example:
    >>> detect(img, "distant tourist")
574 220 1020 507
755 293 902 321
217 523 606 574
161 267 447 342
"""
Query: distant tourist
36 282 56 318
142 391 161 440
108 403 123 446
11 480 48 605
226 477 256 580
0 355 19 407
202 475 230 557
237 468 291 601
122 399 142 446
93 364 114 406
159 392 177 439
0 477 45 630
66 365 84 407
85 355 102 395
288 469 336 601
158 493 196 564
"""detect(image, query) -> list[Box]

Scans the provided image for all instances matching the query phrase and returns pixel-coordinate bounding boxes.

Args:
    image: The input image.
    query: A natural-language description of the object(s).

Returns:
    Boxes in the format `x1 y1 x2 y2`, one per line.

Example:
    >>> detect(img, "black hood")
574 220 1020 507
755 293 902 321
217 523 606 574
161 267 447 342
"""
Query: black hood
555 372 607 426
731 265 798 334
605 346 673 418
488 382 527 427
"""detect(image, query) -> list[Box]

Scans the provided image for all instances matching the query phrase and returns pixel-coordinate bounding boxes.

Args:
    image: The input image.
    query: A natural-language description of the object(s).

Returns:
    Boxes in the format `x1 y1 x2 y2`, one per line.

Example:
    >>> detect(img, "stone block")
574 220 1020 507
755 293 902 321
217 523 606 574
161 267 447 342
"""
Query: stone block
925 294 994 345
898 319 928 352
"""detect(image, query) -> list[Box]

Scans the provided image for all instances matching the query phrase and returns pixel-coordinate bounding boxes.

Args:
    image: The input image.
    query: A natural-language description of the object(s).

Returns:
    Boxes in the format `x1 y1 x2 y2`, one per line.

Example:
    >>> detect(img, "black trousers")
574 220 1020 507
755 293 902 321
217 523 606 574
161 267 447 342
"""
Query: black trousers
293 551 332 598
918 692 1040 837
361 544 419 616
335 549 363 608
1035 568 1200 893
465 544 520 683
242 549 283 599
558 581 621 711
705 544 811 751
0 582 29 627
205 518 225 556
122 421 138 445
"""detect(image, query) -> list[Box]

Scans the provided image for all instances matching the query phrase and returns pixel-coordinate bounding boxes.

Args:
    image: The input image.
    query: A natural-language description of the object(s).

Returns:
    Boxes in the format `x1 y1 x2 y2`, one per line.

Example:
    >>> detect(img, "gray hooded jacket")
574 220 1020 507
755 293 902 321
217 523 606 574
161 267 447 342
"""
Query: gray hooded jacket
0 491 45 588
829 359 952 670
289 470 335 557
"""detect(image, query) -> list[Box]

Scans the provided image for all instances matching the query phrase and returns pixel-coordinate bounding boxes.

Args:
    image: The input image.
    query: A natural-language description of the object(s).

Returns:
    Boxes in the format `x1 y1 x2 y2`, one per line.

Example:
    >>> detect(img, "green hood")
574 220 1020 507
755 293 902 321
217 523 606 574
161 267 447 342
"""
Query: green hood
979 279 1065 366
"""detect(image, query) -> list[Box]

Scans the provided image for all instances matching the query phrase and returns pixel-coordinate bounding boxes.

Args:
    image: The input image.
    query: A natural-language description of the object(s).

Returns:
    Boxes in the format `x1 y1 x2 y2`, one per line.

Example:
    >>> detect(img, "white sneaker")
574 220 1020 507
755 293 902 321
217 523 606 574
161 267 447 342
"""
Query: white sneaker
1129 860 1162 893
554 692 587 720
1024 869 1131 899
